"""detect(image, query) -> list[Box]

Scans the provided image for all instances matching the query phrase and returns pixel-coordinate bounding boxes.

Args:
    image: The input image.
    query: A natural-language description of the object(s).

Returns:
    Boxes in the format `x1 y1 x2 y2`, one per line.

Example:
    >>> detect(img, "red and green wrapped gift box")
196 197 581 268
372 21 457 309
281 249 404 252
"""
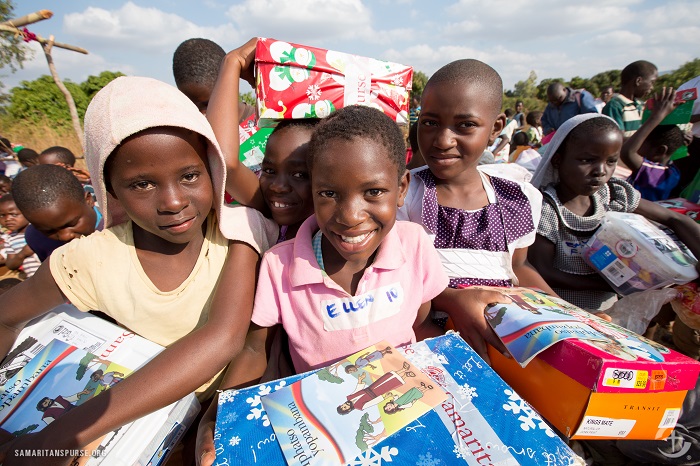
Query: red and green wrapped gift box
254 37 412 127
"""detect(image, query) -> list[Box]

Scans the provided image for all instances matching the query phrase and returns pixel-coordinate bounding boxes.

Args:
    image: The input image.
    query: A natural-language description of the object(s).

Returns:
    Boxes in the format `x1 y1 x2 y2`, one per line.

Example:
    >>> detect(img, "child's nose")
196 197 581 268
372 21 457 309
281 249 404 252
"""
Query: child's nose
335 197 365 226
434 128 456 149
158 185 189 213
269 176 291 193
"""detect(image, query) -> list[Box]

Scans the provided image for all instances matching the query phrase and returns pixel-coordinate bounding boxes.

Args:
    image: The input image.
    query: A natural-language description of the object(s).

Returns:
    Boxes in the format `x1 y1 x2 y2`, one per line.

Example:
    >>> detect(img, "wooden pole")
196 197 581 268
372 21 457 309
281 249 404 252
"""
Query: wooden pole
42 36 84 147
1 10 52 28
0 24 88 54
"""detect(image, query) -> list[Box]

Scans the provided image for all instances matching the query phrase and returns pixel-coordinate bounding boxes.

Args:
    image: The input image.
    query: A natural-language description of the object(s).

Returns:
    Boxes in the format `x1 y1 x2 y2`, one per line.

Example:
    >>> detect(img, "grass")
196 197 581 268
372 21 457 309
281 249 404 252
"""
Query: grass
1 117 86 169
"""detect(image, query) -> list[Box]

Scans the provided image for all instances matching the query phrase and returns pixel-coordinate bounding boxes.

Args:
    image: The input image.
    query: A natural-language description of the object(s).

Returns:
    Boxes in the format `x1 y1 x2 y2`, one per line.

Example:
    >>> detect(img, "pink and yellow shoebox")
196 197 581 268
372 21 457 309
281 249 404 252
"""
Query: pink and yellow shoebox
254 37 412 127
489 334 700 440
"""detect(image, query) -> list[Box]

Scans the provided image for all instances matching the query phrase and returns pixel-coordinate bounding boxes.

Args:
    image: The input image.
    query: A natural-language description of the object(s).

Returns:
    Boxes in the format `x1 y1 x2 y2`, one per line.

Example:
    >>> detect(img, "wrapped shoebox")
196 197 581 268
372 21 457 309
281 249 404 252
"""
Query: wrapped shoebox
213 333 581 465
582 211 698 295
254 37 412 127
656 198 700 223
488 319 700 440
225 114 274 205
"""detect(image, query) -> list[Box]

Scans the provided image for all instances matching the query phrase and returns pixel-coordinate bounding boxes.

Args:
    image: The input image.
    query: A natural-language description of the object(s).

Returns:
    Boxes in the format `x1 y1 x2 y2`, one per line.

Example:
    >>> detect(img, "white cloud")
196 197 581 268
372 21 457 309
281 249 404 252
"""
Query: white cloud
226 0 373 43
63 2 239 52
585 30 644 48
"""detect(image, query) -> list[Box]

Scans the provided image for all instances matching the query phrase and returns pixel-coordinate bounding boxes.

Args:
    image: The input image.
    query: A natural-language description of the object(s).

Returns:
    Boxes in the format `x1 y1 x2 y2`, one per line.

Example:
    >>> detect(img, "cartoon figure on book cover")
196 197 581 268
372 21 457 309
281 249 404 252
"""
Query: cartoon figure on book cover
337 363 415 414
0 339 131 437
262 342 447 465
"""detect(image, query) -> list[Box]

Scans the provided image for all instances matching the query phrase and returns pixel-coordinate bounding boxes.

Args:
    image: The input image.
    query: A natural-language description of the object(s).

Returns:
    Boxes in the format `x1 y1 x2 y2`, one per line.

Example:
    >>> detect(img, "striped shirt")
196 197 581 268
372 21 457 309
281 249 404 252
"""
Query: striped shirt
602 94 643 137
1 231 41 277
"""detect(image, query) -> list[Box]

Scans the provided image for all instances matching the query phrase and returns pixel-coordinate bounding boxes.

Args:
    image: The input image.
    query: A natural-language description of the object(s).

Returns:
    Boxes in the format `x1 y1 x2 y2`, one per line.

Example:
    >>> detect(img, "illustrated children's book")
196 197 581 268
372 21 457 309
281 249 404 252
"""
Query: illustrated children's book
261 342 447 465
0 339 129 436
479 286 665 366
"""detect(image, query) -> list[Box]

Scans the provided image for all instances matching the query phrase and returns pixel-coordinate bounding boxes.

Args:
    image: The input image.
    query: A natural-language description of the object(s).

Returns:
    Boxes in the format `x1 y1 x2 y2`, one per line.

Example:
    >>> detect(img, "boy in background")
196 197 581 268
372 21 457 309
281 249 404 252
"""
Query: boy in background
603 60 658 137
173 37 255 121
11 164 103 261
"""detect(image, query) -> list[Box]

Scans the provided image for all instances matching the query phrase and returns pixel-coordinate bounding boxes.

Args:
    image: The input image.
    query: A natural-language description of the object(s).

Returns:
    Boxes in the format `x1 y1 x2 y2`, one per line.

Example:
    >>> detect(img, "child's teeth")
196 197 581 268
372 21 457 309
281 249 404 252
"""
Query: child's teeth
341 232 370 244
273 202 289 208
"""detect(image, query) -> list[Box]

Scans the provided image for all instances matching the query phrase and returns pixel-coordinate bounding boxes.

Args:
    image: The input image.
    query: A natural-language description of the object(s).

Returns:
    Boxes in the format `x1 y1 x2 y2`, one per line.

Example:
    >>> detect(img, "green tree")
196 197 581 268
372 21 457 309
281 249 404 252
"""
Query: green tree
8 75 89 125
656 59 700 90
589 69 621 94
80 71 125 101
411 70 429 102
0 1 32 84
240 91 255 107
513 70 538 98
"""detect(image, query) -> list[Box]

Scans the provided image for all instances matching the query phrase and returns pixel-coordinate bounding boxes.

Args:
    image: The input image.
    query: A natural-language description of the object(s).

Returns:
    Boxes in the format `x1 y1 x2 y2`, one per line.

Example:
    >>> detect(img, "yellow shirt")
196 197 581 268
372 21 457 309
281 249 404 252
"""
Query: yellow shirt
50 212 258 399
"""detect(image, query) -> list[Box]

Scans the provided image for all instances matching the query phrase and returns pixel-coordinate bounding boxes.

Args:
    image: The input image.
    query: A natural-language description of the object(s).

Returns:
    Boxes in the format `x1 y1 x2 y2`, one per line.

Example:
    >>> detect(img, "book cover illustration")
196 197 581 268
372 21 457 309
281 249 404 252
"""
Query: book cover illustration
481 286 664 366
0 339 130 437
261 341 447 465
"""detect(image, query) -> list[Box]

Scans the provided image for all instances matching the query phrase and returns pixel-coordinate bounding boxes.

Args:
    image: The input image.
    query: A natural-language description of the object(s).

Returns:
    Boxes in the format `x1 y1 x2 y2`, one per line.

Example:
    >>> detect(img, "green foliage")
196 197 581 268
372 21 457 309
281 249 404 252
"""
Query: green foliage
8 75 89 126
657 59 700 91
411 70 429 101
0 0 31 77
513 71 538 99
12 424 39 436
5 71 124 127
80 71 125 101
240 91 255 107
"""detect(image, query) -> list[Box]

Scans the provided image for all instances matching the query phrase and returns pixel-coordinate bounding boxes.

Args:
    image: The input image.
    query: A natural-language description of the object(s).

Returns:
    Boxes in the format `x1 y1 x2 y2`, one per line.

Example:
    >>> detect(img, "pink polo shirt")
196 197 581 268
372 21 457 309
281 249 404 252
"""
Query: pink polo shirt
252 216 449 373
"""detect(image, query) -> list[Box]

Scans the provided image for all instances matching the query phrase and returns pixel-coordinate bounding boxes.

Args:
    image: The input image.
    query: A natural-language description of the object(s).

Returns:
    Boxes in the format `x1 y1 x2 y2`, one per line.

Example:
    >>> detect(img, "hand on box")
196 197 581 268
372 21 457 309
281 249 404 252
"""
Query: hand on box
196 398 218 466
436 288 512 365
228 37 257 89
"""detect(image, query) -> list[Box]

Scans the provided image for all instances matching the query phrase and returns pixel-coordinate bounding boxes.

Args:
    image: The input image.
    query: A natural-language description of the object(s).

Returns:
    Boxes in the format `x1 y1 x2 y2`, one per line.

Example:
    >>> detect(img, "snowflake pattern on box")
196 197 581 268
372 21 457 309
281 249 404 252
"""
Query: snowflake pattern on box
347 445 399 466
306 83 322 101
213 333 579 466
416 452 441 466
503 389 557 438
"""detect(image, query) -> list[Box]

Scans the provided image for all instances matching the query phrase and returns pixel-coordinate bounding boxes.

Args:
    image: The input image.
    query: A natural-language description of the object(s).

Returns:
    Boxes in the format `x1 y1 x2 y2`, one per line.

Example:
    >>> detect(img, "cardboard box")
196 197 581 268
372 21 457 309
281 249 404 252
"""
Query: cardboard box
488 335 700 440
213 333 581 465
657 198 700 223
254 38 412 127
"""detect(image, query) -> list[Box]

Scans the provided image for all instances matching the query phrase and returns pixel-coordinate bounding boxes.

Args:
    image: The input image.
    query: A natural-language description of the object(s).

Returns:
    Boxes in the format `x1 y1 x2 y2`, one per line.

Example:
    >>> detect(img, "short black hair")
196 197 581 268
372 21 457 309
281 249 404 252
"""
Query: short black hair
0 138 11 154
16 148 38 165
560 117 622 157
504 108 515 118
270 118 320 139
0 193 14 206
172 38 225 90
0 277 21 296
620 60 657 85
424 59 503 117
40 146 76 166
526 111 542 126
512 131 529 146
0 174 11 185
307 105 406 181
11 164 85 215
645 125 684 156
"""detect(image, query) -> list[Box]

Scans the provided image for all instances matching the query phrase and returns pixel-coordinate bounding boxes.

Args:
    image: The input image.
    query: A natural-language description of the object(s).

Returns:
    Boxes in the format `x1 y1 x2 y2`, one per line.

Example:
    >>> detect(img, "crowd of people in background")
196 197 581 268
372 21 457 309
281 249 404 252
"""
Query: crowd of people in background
0 38 699 466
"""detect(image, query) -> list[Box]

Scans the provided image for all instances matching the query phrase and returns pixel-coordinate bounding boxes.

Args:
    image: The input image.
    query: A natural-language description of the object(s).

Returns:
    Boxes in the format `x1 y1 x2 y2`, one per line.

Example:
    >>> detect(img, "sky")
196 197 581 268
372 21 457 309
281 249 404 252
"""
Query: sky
4 0 700 96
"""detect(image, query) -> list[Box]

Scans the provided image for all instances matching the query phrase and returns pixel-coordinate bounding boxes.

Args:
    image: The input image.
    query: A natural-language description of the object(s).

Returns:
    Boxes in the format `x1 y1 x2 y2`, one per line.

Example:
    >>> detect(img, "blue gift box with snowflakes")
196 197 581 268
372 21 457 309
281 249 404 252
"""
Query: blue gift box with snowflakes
213 332 582 466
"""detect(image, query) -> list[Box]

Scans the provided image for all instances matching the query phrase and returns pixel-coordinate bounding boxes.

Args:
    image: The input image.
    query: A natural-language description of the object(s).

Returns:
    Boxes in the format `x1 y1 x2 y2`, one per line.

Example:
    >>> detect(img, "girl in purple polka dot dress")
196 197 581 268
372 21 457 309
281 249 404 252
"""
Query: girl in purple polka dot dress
398 59 555 362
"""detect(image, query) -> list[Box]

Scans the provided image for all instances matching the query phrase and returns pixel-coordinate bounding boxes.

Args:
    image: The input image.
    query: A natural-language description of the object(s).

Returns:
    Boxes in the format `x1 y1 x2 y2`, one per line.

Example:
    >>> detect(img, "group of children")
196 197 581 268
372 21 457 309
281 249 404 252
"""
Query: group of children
0 36 697 466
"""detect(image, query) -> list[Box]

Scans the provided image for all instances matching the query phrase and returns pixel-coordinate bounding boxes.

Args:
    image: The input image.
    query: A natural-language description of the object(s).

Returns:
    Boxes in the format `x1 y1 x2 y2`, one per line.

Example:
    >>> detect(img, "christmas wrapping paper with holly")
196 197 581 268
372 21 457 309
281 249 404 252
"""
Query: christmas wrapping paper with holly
212 332 581 466
254 38 412 127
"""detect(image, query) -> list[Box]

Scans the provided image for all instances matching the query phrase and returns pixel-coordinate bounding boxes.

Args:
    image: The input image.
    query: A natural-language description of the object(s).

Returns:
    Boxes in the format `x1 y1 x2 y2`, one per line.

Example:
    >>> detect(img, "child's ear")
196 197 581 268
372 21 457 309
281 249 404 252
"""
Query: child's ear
397 170 410 208
655 144 669 159
488 113 507 145
551 152 562 169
